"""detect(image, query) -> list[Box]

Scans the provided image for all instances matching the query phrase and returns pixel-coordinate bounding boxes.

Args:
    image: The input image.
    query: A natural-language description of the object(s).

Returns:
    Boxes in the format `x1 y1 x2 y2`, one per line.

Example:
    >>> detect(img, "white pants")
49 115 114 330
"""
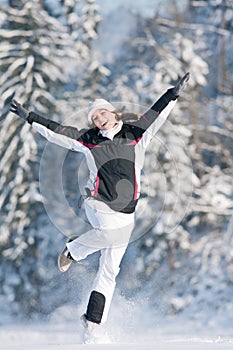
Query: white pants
67 198 135 324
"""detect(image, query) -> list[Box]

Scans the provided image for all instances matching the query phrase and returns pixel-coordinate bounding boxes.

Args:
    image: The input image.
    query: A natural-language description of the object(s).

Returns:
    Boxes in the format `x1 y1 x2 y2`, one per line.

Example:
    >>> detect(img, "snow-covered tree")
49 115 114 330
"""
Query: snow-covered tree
106 2 232 283
182 0 233 218
48 0 111 100
0 0 78 315
77 0 111 98
125 1 233 321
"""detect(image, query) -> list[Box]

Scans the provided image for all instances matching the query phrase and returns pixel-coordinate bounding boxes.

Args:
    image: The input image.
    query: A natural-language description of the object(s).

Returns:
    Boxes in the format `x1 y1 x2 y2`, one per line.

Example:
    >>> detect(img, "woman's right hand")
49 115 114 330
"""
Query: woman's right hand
10 99 29 121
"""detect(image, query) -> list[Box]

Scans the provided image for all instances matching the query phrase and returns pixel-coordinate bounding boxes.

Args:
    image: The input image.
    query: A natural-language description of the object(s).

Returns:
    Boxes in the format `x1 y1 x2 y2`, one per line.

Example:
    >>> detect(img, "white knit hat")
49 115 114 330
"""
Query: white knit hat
87 99 115 123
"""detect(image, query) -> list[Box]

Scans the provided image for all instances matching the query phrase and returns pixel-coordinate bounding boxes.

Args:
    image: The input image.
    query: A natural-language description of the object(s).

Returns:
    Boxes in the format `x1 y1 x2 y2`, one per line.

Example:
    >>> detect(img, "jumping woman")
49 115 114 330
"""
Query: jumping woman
10 72 190 343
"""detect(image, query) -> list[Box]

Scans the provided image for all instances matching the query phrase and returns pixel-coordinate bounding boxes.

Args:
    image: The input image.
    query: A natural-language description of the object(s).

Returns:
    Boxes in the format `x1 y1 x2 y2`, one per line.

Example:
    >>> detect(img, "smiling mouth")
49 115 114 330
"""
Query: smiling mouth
102 121 108 127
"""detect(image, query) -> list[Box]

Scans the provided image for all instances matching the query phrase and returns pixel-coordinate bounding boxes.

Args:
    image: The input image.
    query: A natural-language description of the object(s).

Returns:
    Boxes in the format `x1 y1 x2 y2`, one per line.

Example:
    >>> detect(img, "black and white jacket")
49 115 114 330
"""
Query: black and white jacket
28 89 177 214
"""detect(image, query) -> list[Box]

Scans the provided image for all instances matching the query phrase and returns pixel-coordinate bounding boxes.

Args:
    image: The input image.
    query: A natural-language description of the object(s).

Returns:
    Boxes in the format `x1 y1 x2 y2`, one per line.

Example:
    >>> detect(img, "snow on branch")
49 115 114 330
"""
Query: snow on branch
156 17 229 37
0 29 33 39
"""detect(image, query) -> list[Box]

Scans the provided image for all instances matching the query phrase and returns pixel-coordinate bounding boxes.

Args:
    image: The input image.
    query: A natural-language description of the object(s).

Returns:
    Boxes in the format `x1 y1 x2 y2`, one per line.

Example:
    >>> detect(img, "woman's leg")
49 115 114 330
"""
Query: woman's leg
91 244 129 324
67 198 135 327
66 233 100 261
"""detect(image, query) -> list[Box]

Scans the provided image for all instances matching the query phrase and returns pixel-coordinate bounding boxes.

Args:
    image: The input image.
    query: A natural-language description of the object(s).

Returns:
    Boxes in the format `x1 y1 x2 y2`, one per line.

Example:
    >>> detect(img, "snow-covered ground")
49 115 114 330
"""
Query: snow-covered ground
2 295 233 350
1 321 233 349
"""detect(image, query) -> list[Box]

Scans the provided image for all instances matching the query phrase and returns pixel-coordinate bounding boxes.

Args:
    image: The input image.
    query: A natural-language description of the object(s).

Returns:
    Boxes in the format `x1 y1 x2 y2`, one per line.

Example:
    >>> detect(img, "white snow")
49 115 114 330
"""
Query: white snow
1 291 233 349
1 322 233 349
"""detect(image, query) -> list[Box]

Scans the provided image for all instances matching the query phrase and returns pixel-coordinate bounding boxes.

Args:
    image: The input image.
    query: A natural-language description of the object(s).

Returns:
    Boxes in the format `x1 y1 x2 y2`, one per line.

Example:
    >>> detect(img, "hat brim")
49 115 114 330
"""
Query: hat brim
88 105 115 124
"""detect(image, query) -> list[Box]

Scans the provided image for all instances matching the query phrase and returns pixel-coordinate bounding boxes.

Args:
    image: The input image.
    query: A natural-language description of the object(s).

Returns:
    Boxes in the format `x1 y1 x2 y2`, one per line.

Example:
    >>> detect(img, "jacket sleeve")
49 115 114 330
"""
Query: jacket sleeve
133 88 177 149
28 111 89 152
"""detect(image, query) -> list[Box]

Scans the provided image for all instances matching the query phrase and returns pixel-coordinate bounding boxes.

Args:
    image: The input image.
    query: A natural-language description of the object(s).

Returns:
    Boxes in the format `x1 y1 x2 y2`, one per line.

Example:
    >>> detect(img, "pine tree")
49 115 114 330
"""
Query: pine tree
183 0 233 216
0 0 78 315
77 0 111 98
56 0 111 104
120 1 233 318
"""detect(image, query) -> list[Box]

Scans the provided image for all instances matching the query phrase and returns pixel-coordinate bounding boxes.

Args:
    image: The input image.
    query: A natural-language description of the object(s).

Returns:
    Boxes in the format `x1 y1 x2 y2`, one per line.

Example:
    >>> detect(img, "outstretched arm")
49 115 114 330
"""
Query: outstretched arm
149 72 190 113
132 73 190 147
9 100 88 152
137 72 190 130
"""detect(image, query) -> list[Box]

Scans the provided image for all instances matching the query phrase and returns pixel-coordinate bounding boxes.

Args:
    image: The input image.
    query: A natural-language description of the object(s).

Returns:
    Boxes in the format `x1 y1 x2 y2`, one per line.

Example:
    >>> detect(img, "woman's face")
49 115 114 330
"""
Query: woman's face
91 109 117 130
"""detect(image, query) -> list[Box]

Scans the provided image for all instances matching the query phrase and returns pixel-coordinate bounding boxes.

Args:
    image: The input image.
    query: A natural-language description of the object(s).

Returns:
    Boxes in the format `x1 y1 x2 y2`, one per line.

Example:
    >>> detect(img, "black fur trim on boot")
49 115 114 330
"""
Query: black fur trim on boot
85 290 106 324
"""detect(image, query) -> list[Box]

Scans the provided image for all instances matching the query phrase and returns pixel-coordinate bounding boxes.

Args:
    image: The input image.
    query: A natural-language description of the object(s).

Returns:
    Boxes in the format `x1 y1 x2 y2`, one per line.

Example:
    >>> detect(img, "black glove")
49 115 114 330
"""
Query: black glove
10 99 29 121
172 72 190 97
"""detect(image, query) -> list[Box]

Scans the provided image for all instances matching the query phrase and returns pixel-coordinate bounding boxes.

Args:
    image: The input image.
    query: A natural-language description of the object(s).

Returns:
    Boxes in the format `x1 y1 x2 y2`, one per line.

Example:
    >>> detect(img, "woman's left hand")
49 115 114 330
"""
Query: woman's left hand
10 99 29 121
